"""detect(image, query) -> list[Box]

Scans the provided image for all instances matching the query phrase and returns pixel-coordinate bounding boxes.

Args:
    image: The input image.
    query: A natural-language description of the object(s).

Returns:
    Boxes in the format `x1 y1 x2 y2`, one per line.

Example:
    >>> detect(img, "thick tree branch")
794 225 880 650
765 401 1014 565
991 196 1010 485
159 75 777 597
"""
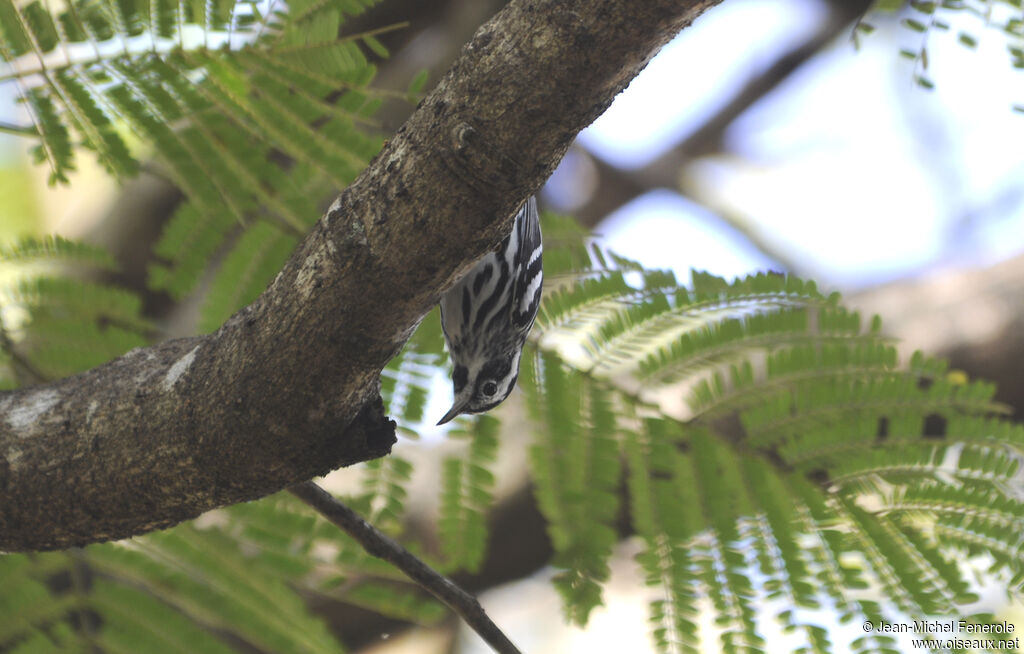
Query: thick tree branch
0 0 720 552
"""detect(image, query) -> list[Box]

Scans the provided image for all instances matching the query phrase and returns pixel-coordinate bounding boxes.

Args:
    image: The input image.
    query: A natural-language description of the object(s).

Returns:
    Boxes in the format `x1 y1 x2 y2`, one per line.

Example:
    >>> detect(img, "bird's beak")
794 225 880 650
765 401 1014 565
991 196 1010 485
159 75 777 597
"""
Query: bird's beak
437 390 472 426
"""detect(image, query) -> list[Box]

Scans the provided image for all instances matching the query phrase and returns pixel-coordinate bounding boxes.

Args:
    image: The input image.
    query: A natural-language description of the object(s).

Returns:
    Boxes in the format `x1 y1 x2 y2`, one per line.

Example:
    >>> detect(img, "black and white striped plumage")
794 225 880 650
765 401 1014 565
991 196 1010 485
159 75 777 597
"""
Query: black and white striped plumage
437 196 543 425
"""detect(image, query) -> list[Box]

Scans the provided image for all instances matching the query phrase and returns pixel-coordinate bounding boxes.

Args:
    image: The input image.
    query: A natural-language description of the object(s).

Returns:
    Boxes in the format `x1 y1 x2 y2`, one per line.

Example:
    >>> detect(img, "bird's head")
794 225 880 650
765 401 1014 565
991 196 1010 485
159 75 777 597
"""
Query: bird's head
437 349 523 425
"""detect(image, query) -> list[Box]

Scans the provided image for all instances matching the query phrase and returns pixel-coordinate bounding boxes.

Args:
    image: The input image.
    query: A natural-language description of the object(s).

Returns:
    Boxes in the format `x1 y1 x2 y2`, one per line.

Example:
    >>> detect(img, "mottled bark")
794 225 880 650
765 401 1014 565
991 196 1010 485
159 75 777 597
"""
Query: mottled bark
0 0 721 552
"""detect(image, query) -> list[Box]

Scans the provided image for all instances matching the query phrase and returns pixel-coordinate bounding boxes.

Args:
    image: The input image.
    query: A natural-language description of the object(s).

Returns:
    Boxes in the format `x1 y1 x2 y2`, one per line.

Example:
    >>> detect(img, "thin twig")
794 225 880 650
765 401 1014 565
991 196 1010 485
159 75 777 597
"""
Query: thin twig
288 480 522 654
0 120 37 136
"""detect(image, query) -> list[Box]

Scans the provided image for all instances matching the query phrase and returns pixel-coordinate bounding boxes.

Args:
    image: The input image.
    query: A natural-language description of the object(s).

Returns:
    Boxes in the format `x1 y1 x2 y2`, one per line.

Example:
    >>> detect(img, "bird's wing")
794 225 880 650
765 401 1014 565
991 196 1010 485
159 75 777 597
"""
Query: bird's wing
509 196 543 332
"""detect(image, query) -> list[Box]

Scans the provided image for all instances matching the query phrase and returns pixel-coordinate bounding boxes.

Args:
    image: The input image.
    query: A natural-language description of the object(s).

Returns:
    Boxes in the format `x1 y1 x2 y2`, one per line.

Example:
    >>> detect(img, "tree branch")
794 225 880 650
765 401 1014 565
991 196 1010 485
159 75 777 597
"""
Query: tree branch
289 481 521 654
0 0 721 552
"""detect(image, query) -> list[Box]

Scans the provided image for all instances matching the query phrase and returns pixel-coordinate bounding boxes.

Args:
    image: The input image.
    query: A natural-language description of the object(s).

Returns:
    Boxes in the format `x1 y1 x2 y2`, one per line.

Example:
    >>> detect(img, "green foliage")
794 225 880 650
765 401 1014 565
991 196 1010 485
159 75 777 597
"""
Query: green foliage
0 234 116 267
523 350 621 625
2 203 1023 652
1 0 388 333
0 554 80 650
197 220 298 332
439 415 499 572
0 235 149 384
514 237 1024 652
0 2 1021 651
624 419 700 653
862 0 1024 94
380 306 446 438
87 527 344 654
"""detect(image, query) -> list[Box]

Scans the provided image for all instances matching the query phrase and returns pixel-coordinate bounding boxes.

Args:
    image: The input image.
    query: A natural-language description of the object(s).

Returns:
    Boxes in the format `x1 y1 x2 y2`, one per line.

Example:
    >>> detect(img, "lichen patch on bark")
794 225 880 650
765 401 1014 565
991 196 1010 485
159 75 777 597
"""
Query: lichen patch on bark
162 345 199 391
5 389 60 434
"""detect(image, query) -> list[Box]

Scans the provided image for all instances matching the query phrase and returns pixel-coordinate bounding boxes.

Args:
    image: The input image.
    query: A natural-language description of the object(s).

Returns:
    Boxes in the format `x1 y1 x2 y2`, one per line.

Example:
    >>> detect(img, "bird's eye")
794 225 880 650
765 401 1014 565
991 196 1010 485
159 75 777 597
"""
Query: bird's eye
482 381 498 396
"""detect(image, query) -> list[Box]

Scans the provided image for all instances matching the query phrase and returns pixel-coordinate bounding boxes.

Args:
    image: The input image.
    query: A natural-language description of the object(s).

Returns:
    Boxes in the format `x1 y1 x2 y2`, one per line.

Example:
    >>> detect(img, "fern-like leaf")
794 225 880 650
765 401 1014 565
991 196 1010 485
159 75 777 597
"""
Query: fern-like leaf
519 260 1024 652
439 414 499 573
522 351 621 624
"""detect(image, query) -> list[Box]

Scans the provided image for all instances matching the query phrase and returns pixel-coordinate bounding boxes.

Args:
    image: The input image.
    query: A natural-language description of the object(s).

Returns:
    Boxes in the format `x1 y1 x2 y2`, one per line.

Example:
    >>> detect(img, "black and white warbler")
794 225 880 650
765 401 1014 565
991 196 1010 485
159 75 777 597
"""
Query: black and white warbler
437 196 543 425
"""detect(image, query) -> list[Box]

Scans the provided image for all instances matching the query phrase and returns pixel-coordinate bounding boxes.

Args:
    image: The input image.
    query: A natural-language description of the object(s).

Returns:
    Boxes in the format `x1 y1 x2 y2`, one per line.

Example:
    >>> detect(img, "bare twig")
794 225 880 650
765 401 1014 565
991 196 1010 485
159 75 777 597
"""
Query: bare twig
288 480 521 654
0 120 37 136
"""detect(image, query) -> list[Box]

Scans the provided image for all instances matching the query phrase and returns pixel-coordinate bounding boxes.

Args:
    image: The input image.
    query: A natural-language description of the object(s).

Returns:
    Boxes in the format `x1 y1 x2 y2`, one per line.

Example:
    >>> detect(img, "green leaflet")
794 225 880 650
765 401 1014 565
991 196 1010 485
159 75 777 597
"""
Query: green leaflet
0 234 116 267
24 88 74 184
148 203 236 299
379 307 445 439
689 429 765 653
439 414 499 573
340 582 445 626
226 496 319 578
7 276 151 332
625 420 700 654
0 0 31 57
199 221 298 332
227 492 445 627
8 624 79 654
873 1 1024 107
0 235 148 384
522 351 621 625
360 455 413 533
229 491 447 628
537 271 631 329
0 554 85 652
89 528 345 654
89 580 237 654
48 70 136 178
21 1 58 52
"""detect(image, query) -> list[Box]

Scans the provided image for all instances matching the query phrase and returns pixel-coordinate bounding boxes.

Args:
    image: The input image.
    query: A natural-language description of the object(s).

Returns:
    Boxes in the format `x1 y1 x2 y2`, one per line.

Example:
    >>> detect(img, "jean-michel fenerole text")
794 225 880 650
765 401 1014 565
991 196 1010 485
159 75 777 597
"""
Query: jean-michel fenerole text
871 620 1015 634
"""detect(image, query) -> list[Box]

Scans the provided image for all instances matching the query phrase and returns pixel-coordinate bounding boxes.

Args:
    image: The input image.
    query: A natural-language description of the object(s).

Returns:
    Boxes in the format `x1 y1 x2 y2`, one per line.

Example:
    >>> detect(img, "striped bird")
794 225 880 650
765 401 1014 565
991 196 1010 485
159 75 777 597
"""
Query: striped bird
437 196 543 425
